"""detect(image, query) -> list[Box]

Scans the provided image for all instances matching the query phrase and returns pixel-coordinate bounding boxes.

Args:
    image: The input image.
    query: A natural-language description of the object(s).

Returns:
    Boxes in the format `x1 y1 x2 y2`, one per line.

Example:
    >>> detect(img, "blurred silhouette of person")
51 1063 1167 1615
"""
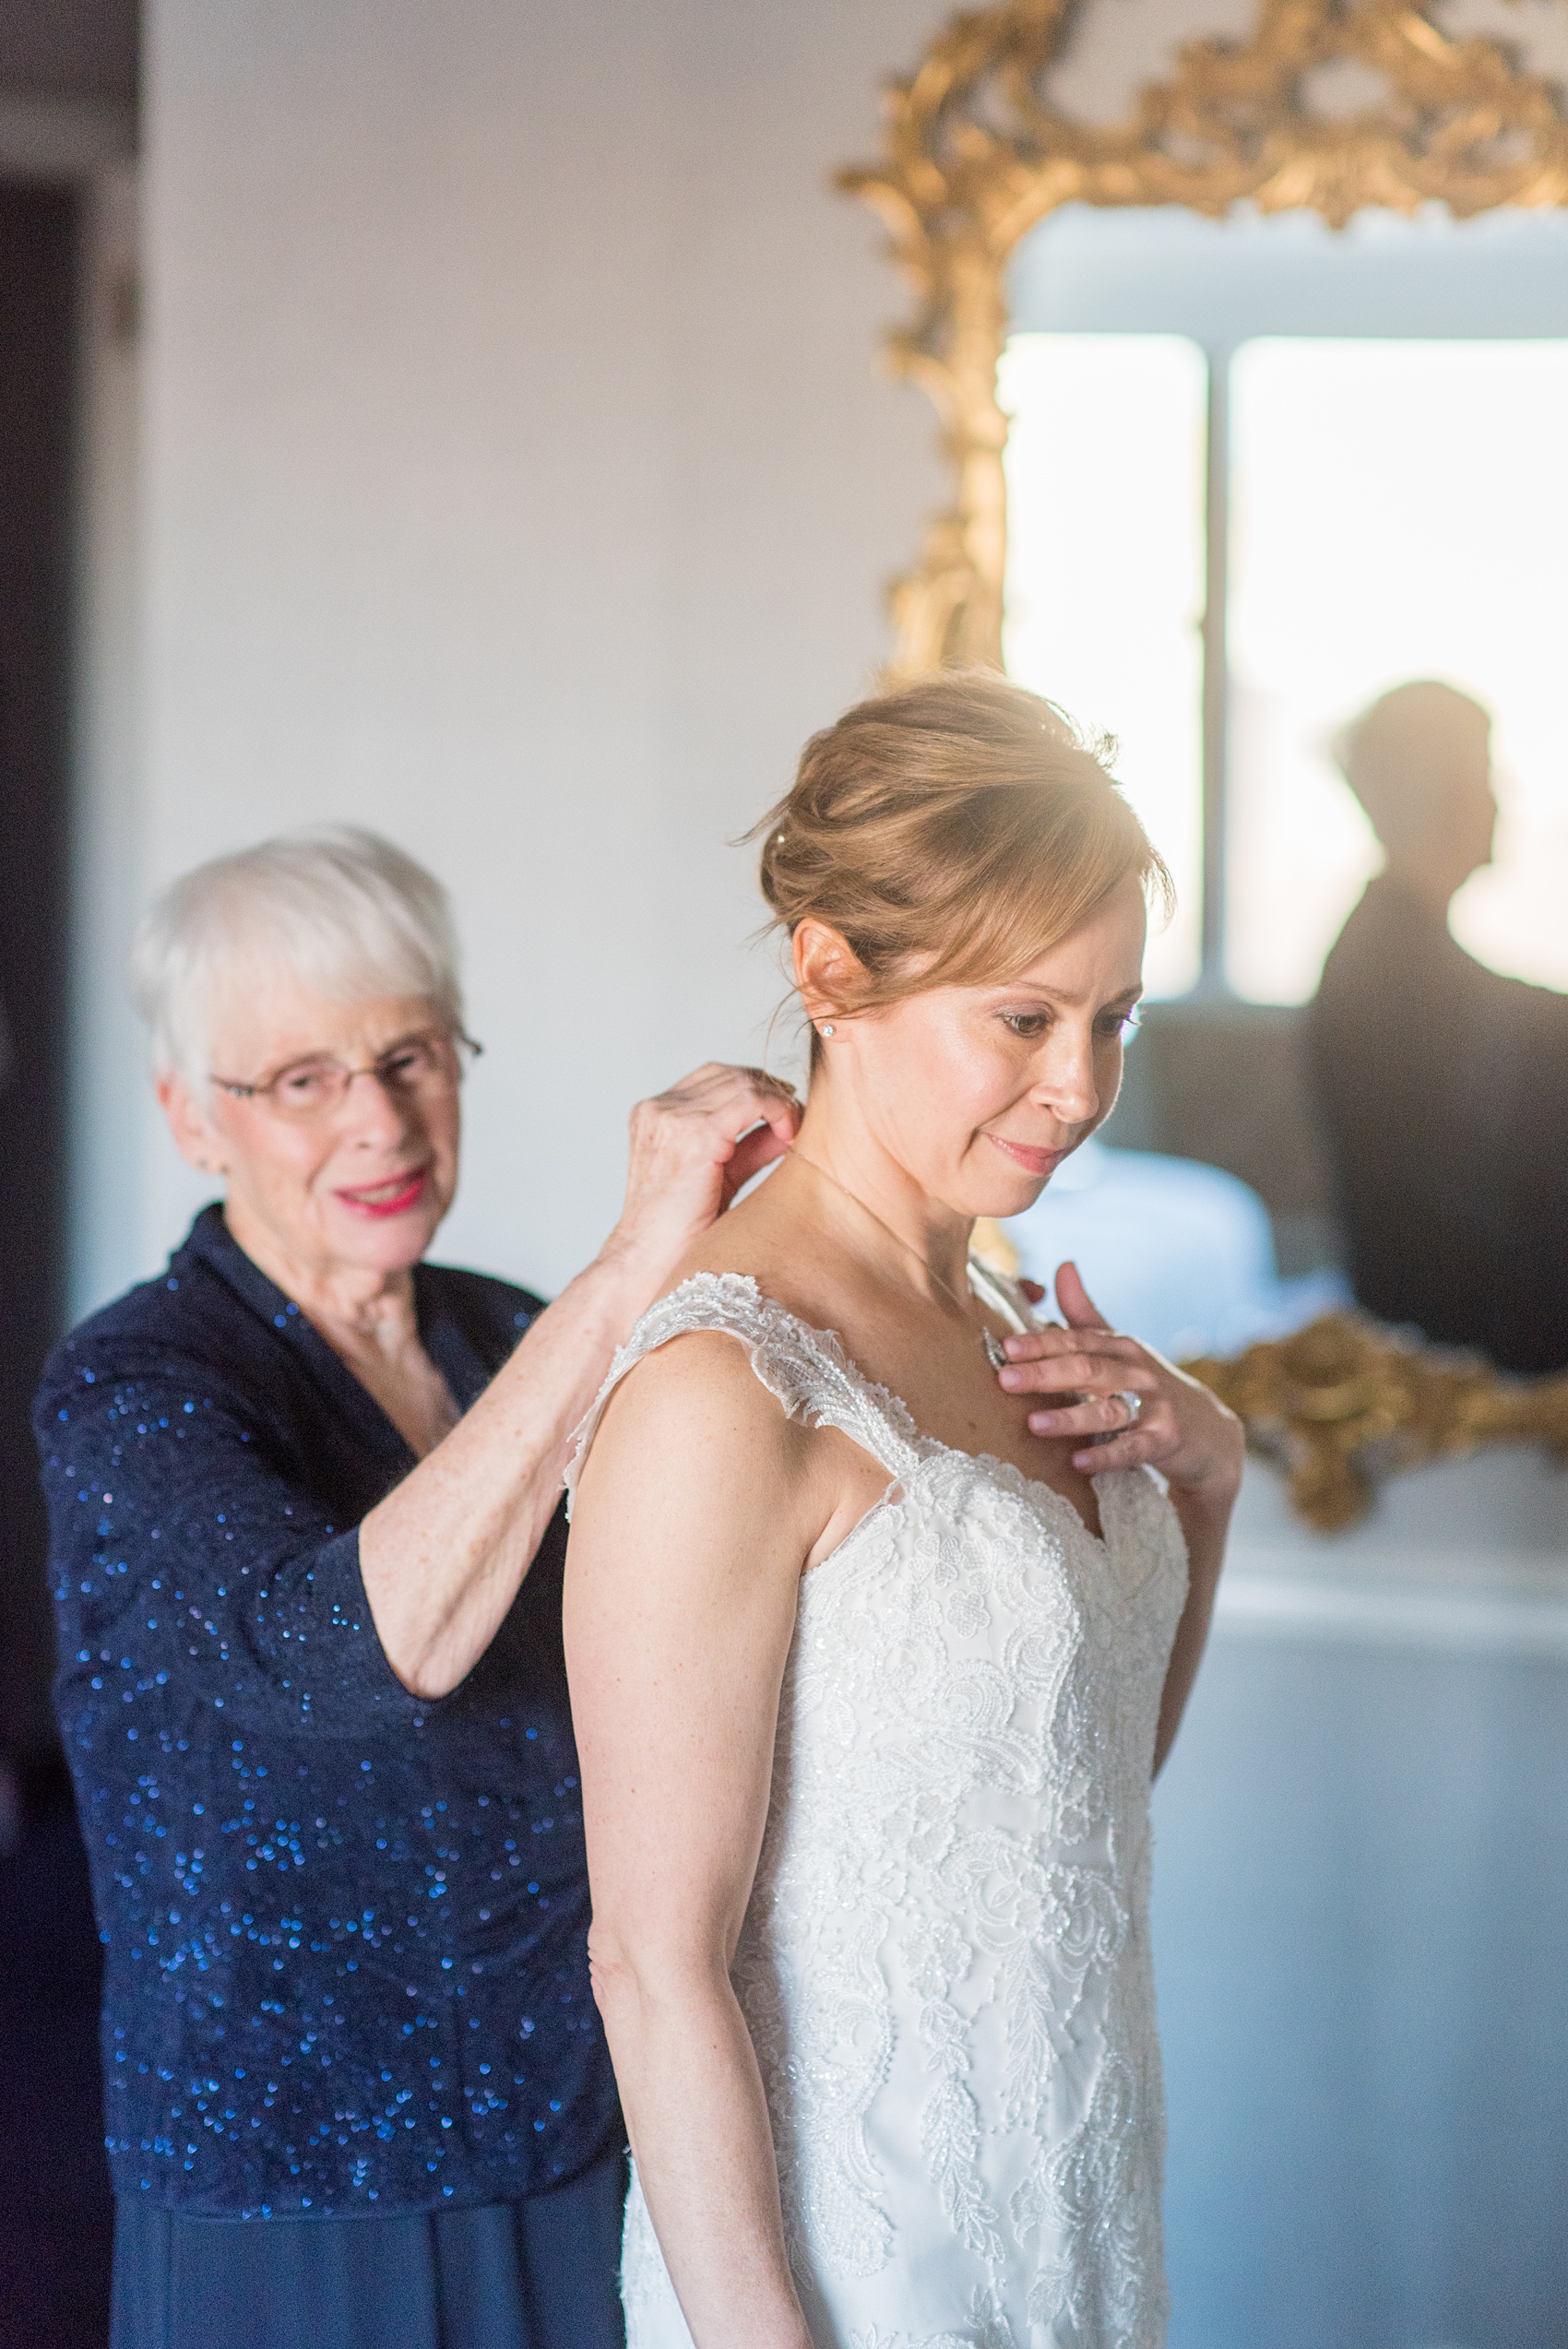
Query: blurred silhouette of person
1310 679 1568 1374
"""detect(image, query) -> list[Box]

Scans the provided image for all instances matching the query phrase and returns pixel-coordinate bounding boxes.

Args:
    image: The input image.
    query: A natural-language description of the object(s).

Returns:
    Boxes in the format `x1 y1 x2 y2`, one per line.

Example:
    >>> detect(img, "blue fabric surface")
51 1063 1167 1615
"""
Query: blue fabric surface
109 2141 628 2349
35 1206 620 2216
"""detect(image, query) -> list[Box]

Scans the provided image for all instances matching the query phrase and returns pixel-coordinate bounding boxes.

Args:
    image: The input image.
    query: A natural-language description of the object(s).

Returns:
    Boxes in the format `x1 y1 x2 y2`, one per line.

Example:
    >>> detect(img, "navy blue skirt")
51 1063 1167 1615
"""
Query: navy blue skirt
110 2146 627 2349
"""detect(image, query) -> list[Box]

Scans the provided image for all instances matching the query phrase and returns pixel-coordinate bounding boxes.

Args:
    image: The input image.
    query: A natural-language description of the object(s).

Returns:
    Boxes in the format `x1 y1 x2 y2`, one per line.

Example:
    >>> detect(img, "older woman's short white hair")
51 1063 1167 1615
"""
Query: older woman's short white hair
131 826 464 1086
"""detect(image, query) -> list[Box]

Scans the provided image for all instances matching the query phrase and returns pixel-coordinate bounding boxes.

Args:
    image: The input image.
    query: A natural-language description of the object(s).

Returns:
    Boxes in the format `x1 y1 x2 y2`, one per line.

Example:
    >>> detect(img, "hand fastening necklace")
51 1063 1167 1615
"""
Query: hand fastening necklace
791 1151 1024 1371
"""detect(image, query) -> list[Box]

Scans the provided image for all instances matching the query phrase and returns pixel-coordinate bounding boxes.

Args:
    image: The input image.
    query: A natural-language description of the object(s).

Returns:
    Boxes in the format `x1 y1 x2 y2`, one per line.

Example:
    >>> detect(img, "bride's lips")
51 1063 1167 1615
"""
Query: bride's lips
335 1166 432 1218
986 1133 1068 1179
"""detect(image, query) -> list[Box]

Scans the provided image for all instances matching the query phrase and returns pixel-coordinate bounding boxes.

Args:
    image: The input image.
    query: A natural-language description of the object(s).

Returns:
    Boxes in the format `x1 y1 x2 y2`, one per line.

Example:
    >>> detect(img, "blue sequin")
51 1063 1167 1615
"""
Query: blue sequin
35 1206 619 2219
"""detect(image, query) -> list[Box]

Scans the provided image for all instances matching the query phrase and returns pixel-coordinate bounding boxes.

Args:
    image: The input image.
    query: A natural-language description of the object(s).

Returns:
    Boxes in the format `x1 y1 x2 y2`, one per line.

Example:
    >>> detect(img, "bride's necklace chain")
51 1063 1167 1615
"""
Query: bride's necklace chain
790 1150 1011 1371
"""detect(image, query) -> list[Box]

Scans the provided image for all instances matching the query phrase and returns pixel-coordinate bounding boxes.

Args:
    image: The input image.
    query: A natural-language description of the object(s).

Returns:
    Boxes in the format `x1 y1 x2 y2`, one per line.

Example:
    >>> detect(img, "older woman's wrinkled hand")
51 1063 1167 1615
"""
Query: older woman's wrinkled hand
998 1260 1243 1510
603 1063 802 1290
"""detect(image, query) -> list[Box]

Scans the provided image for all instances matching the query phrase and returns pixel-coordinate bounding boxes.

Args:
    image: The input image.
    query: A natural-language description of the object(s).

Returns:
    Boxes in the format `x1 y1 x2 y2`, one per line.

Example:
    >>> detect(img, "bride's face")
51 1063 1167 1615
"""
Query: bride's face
812 872 1147 1220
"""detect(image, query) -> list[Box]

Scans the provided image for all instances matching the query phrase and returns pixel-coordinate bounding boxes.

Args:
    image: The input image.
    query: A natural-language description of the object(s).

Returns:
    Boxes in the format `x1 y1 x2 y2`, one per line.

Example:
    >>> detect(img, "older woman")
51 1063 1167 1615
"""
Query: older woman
34 826 799 2349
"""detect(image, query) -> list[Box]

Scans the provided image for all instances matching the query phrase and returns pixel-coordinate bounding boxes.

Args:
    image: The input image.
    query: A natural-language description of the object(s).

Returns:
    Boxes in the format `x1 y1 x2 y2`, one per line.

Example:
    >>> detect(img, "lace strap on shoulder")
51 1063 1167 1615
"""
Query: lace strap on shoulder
564 1271 921 1514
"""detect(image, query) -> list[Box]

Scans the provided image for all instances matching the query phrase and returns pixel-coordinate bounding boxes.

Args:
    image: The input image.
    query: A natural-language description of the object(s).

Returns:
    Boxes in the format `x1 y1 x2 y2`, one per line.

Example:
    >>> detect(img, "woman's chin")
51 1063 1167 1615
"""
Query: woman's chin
325 1198 446 1272
963 1172 1052 1224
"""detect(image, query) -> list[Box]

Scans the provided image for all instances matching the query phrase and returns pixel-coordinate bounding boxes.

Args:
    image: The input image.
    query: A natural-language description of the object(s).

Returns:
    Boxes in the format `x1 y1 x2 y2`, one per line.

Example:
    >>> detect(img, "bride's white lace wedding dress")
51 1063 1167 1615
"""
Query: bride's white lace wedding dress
568 1273 1189 2349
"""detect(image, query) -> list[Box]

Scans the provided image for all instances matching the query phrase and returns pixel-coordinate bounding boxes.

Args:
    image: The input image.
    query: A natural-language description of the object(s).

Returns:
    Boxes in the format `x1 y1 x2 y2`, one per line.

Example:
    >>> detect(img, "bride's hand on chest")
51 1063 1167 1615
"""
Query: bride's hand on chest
993 1260 1244 1504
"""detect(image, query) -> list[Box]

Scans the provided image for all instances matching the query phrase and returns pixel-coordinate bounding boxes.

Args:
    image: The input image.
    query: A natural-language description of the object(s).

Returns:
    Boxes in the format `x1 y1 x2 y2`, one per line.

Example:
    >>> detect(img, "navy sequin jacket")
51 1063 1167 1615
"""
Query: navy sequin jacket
34 1206 621 2216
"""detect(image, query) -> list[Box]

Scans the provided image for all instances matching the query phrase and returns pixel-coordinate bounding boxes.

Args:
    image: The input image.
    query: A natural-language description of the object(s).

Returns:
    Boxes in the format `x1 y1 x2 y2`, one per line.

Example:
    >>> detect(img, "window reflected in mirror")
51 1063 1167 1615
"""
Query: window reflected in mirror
1001 332 1206 998
1000 203 1568 1008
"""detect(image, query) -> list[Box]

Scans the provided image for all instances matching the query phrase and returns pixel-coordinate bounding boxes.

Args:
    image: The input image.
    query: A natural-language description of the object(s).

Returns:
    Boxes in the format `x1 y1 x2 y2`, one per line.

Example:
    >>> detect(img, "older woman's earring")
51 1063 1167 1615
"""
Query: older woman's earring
819 1024 836 1038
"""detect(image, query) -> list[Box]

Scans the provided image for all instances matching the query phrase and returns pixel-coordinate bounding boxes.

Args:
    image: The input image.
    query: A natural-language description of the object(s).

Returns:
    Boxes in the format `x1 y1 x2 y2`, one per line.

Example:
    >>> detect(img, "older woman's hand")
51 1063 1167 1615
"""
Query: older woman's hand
998 1261 1244 1507
603 1063 802 1287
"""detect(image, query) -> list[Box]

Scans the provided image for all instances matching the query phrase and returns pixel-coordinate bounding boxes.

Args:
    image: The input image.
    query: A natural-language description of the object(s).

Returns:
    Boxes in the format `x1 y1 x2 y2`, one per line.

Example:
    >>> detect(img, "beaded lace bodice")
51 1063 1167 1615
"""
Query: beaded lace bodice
568 1273 1189 2349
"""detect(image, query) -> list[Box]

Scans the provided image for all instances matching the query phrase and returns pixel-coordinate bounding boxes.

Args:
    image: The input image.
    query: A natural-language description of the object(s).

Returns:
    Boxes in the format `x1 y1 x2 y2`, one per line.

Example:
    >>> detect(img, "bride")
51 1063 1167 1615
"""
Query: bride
564 673 1244 2349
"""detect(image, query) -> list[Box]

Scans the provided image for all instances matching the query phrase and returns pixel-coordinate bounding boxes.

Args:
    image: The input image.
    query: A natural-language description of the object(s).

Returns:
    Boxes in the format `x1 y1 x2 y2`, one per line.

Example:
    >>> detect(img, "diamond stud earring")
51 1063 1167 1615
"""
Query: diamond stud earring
819 1024 836 1038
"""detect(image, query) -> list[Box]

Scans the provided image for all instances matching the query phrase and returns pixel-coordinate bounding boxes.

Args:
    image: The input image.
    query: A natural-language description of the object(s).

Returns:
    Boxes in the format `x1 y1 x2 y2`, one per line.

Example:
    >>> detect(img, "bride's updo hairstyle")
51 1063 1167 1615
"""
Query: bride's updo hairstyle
755 672 1171 1056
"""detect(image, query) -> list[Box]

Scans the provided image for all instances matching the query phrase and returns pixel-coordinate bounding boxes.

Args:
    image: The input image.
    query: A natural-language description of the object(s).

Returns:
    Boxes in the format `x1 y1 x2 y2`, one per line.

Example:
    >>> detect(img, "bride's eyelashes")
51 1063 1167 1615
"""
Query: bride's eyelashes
995 1001 1141 1043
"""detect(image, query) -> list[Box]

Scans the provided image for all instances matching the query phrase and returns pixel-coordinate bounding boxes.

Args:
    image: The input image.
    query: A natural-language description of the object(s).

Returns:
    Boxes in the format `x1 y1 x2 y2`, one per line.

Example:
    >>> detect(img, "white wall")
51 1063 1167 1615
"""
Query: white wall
107 0 1568 1312
107 0 948 1307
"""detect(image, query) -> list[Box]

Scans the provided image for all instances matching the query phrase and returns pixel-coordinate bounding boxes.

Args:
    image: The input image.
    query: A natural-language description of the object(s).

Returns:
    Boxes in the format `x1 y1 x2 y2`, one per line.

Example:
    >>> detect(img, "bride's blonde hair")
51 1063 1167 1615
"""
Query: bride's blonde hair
754 672 1171 1047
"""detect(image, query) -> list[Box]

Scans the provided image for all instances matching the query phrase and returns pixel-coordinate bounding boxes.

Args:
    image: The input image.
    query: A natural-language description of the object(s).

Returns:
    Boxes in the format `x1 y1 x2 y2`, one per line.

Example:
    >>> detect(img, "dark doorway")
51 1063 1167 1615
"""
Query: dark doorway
0 183 73 1764
0 182 114 2349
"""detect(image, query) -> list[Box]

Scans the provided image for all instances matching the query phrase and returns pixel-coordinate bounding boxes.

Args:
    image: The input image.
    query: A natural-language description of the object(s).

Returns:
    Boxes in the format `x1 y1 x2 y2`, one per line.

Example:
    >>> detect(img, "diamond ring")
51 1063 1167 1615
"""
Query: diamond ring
1115 1390 1143 1428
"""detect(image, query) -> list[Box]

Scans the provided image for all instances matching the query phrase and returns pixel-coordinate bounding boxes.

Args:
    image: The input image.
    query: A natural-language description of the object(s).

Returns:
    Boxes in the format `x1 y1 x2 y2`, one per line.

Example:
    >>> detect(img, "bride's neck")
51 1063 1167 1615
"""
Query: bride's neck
784 1091 972 1306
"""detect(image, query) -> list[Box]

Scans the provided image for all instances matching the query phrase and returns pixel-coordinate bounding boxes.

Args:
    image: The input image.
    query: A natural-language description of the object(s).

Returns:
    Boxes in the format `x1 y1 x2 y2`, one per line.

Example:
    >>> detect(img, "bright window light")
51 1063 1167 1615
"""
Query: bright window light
1001 332 1206 998
1228 338 1568 1002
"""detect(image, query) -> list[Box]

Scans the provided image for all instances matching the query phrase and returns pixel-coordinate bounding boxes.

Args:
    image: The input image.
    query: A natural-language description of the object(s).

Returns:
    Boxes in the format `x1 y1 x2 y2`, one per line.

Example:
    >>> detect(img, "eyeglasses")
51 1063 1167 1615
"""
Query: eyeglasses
210 1029 482 1123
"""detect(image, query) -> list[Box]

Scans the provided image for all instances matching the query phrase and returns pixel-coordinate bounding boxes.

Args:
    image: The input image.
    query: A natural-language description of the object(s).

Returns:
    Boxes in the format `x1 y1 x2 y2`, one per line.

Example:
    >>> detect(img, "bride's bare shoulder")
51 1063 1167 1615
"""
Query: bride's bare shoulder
654 1172 833 1329
571 1180 863 1537
576 1186 836 1457
576 1282 814 1501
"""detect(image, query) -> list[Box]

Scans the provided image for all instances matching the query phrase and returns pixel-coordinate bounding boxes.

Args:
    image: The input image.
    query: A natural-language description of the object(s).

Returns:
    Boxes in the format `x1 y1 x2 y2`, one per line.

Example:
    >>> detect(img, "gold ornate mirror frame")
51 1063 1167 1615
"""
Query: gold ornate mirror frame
843 0 1568 1526
841 0 1568 676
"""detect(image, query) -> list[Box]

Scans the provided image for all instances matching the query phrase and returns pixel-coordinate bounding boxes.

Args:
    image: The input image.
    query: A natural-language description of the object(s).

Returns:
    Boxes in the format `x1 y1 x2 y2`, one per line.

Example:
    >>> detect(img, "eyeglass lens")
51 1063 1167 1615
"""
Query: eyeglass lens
267 1035 464 1119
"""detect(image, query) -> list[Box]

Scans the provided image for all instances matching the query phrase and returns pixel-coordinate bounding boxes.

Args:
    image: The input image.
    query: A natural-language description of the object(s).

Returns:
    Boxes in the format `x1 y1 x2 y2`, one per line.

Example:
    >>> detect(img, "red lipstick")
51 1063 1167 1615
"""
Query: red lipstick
335 1168 431 1219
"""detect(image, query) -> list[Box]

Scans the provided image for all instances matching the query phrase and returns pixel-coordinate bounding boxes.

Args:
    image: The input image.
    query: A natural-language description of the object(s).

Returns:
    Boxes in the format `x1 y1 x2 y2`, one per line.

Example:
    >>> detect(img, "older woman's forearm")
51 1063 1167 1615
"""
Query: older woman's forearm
360 1066 801 1695
359 1236 660 1694
591 1941 815 2349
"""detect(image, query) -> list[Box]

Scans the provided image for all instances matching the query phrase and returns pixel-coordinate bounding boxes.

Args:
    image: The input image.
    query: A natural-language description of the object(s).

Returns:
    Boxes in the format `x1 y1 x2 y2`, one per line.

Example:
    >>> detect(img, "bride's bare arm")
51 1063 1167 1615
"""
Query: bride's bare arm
564 1335 834 2349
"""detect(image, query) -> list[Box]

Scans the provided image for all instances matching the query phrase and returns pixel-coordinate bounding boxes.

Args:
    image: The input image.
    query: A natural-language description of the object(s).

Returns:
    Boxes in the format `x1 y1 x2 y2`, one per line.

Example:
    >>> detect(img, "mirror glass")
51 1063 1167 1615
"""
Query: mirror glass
1000 199 1568 1369
1003 200 1568 1003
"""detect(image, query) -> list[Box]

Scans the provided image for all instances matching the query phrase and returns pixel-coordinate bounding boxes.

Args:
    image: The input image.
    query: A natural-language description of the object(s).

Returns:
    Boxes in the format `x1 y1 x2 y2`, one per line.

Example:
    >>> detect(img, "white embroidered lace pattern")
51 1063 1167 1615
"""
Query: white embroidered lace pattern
567 1274 1190 2349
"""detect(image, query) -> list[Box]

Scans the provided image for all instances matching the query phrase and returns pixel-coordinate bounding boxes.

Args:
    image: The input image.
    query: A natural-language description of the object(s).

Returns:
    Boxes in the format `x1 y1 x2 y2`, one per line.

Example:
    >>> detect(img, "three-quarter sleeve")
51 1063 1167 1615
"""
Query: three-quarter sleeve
37 1347 421 1743
31 1226 619 2218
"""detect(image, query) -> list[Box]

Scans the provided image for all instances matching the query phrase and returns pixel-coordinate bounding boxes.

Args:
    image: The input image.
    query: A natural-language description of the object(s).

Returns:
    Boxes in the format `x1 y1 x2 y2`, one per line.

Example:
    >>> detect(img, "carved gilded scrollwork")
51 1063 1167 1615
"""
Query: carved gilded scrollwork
839 0 1568 675
1184 1311 1568 1530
